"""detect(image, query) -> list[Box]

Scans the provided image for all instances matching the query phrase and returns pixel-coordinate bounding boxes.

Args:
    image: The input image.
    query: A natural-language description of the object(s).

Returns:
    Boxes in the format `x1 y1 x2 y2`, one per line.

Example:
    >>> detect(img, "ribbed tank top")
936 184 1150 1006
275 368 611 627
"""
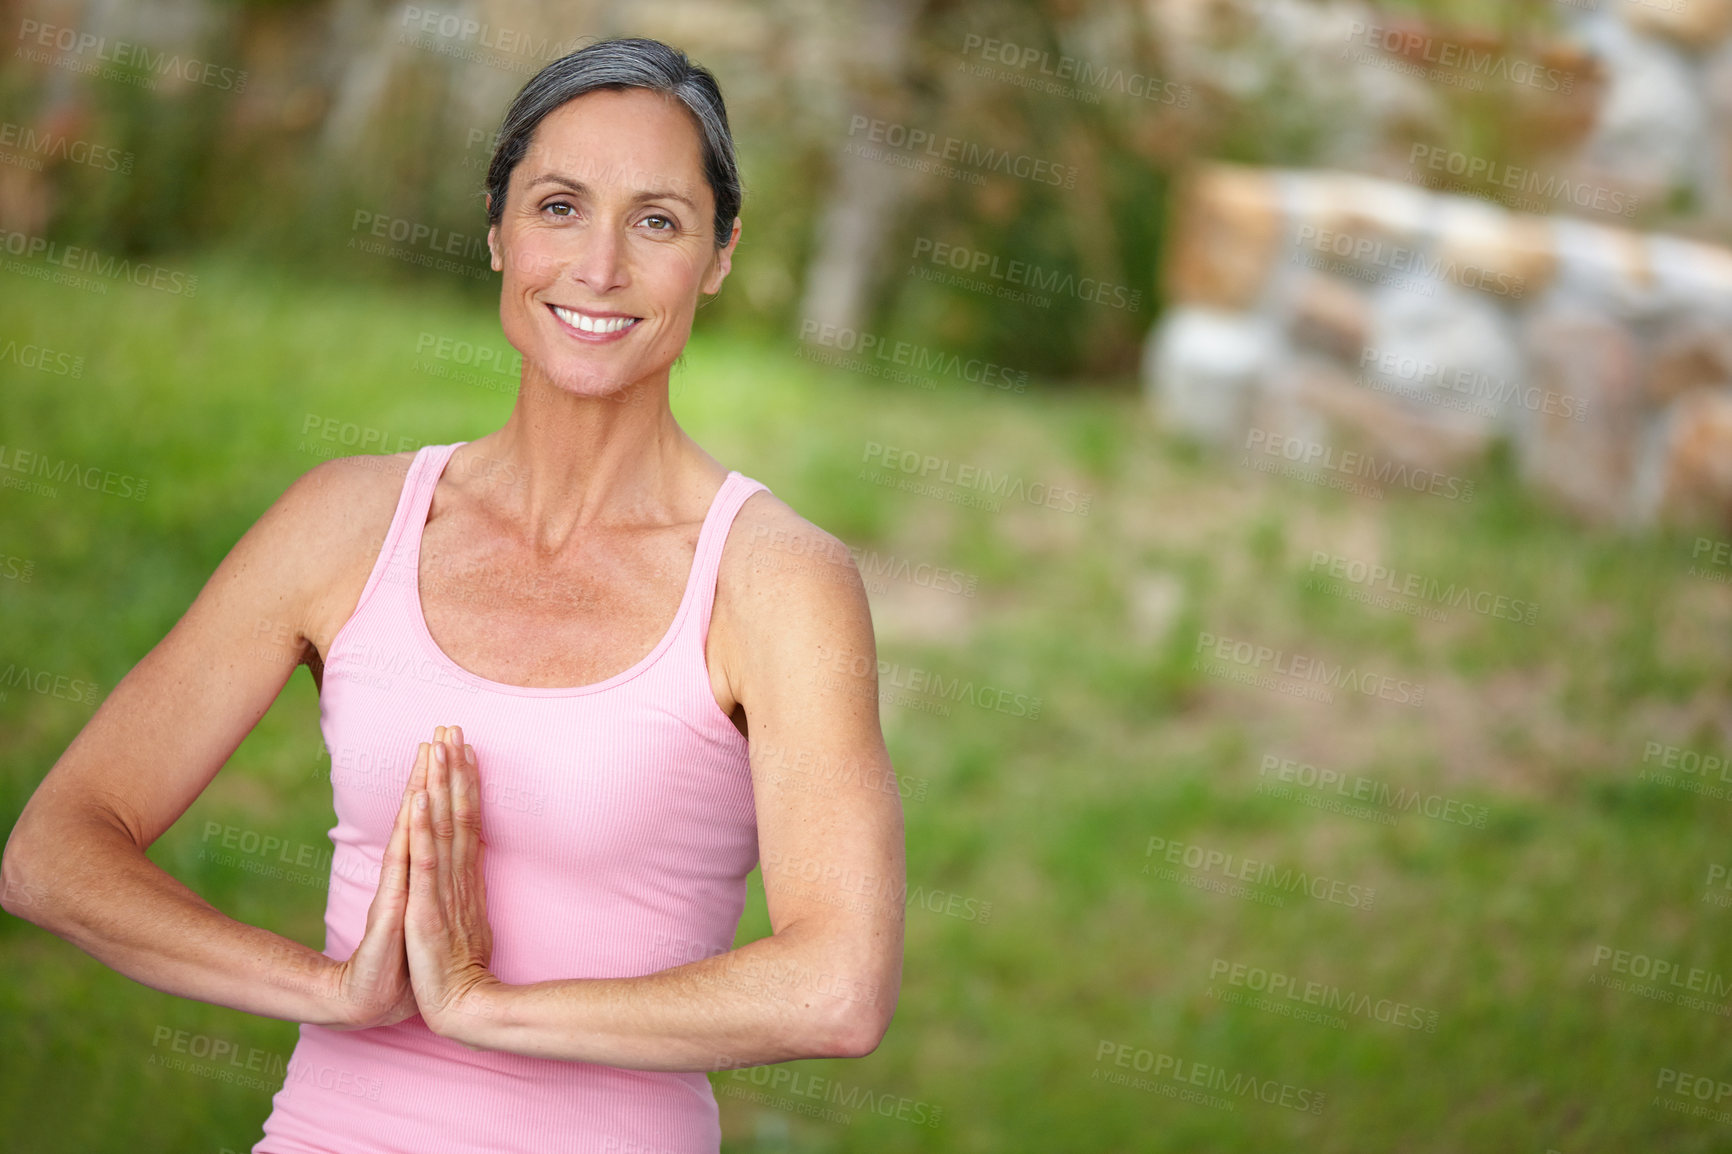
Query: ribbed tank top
255 441 769 1154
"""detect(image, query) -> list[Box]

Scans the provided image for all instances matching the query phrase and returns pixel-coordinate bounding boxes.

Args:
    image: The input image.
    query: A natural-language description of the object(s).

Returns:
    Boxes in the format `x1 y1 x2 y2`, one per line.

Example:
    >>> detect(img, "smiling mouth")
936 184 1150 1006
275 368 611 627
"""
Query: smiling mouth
549 304 641 334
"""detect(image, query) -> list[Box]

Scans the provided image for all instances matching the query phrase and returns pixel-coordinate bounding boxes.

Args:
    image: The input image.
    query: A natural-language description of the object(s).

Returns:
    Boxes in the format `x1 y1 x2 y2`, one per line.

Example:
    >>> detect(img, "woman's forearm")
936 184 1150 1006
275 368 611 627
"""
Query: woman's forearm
439 920 895 1071
1 807 349 1027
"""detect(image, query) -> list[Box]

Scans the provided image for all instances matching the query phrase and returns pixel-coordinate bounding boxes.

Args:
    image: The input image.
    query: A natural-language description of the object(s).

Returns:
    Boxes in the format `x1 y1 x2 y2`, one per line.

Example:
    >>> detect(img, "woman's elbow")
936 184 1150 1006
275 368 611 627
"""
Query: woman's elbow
803 980 898 1060
0 825 57 926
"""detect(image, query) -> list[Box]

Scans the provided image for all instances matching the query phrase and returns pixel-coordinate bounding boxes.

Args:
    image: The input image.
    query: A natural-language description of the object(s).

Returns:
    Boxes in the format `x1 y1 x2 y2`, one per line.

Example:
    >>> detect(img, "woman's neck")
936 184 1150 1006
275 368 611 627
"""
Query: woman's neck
462 365 718 552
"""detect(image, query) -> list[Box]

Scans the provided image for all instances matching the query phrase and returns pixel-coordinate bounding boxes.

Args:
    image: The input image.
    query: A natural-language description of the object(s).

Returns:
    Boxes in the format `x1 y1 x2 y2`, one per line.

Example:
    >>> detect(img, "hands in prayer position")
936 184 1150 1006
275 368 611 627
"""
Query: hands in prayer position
330 725 500 1040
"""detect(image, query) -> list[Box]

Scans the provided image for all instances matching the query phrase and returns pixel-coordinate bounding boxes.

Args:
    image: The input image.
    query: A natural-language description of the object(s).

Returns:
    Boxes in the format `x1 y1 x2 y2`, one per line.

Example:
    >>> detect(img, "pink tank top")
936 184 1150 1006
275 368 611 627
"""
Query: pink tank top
256 442 769 1154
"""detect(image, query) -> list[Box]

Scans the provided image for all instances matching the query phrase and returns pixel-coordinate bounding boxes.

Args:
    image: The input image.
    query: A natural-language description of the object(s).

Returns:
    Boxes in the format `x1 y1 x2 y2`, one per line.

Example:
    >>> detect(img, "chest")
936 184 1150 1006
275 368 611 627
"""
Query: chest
416 518 700 690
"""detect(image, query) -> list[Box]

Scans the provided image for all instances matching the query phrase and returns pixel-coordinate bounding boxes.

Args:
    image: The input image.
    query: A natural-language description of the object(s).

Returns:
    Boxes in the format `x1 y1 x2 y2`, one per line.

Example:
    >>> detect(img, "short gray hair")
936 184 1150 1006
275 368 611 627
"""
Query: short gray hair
484 37 741 246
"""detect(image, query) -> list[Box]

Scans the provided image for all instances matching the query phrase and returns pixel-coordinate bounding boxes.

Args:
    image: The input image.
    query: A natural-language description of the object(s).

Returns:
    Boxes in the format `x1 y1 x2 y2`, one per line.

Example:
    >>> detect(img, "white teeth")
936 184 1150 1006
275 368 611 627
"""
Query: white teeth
553 305 637 334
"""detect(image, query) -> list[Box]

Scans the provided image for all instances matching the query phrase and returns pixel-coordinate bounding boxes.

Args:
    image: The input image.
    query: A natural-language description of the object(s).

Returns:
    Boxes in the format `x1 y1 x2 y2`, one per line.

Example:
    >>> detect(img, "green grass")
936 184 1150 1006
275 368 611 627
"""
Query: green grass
2 253 1729 1152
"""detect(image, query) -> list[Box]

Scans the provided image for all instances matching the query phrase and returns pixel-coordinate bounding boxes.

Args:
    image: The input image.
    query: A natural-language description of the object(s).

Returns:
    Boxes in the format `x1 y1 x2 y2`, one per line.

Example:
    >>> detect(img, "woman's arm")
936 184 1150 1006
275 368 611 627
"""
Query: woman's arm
408 498 905 1070
0 455 418 1029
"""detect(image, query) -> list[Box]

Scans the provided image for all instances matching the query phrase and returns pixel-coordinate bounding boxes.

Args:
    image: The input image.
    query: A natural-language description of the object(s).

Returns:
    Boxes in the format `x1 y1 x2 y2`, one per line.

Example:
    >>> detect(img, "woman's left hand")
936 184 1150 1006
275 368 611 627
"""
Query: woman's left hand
405 724 501 1044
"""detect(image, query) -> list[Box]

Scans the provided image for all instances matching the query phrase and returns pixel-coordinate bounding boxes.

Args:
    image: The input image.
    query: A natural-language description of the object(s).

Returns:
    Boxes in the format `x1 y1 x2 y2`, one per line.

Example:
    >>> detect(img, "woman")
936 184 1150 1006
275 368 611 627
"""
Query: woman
0 36 905 1154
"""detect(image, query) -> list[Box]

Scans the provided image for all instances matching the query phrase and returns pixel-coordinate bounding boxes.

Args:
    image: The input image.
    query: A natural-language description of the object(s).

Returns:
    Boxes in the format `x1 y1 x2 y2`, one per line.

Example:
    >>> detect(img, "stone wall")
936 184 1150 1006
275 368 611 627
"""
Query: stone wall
1146 0 1732 236
1145 162 1732 526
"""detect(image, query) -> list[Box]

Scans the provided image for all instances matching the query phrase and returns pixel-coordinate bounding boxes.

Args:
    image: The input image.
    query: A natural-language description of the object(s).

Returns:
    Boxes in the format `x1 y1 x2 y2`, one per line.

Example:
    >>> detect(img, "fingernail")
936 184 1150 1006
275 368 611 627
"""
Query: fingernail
416 792 427 811
464 744 475 764
435 743 446 765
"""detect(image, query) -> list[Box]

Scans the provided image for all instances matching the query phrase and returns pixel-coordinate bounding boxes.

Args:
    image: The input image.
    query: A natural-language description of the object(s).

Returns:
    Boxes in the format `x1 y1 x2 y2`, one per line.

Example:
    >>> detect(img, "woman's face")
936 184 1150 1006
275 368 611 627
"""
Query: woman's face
487 87 737 401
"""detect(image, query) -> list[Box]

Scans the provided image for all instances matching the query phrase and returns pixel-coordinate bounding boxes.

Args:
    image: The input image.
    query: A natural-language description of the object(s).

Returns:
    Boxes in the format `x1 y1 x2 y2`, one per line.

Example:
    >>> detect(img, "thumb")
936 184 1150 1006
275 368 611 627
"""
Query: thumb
368 789 414 936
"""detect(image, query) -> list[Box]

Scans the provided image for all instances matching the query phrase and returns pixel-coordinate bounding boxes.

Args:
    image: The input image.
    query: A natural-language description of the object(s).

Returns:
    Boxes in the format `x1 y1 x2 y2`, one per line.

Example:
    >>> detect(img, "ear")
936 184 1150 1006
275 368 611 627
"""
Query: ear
483 193 504 271
700 216 742 296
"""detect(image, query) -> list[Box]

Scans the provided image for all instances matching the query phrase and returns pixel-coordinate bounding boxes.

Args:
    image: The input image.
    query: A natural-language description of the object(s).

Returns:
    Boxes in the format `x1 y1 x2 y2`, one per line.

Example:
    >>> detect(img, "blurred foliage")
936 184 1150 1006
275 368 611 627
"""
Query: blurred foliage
0 0 1668 377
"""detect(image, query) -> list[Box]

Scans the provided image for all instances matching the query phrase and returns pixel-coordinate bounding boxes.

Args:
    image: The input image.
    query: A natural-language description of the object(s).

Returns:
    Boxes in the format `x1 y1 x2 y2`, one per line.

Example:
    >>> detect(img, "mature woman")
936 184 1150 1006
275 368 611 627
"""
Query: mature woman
0 36 904 1154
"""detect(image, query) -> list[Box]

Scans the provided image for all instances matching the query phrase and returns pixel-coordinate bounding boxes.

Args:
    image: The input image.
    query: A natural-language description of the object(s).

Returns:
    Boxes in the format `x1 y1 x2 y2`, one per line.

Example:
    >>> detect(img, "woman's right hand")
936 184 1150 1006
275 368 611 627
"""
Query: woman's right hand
326 736 434 1029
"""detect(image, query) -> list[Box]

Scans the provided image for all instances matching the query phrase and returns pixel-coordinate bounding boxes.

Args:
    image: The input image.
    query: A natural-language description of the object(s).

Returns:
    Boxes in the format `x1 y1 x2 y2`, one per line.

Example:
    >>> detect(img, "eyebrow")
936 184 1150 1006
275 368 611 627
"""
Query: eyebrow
522 172 698 210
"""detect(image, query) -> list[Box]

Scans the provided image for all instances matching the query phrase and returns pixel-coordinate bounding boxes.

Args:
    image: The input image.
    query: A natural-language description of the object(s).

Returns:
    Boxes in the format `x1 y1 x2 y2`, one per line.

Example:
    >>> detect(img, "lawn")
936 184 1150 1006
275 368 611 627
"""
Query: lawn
1 254 1728 1152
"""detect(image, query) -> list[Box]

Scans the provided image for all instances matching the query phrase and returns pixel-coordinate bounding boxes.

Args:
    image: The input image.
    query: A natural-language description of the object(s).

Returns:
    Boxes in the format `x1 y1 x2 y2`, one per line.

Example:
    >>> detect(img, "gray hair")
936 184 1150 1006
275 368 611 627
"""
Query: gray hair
484 37 741 246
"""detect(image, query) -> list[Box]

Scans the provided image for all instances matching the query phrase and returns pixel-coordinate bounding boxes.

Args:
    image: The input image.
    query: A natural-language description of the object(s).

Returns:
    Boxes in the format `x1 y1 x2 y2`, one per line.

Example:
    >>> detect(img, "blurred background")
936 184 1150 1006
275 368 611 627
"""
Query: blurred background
3 0 1731 1149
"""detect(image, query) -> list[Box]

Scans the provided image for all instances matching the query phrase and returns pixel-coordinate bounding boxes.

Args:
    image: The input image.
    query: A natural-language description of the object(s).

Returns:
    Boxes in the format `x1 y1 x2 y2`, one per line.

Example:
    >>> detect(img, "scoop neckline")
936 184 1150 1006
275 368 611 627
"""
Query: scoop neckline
406 441 737 698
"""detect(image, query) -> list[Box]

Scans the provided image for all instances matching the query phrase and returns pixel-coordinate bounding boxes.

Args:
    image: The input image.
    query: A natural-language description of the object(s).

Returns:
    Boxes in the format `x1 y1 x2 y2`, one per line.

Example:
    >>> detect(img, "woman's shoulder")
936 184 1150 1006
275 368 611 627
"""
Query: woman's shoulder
279 450 418 539
258 450 420 616
718 486 869 614
708 485 879 716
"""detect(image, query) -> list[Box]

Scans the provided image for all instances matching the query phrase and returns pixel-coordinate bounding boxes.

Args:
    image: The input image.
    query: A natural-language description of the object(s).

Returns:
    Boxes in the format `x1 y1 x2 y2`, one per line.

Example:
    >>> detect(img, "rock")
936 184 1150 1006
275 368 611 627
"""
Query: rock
1648 233 1732 319
1700 36 1732 222
1622 0 1732 49
1518 305 1645 520
1286 270 1371 362
1288 358 1492 472
1357 277 1524 436
1572 15 1707 207
1433 197 1558 302
1646 315 1732 406
1165 164 1283 310
1547 216 1661 320
1145 306 1281 444
1649 390 1732 527
1293 169 1433 279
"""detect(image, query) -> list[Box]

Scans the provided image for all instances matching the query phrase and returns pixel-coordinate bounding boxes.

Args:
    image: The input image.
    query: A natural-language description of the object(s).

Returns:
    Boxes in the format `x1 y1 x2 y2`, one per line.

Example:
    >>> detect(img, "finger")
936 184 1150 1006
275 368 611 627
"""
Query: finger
407 739 431 797
429 733 453 840
430 735 455 906
403 790 441 999
359 789 412 945
464 741 482 845
450 742 483 879
380 788 413 913
406 790 440 912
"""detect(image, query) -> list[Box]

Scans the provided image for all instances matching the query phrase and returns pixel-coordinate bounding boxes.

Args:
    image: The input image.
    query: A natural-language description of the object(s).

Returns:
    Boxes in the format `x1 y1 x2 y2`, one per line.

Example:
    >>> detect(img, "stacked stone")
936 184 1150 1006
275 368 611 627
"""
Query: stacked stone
1146 0 1732 231
1146 163 1732 526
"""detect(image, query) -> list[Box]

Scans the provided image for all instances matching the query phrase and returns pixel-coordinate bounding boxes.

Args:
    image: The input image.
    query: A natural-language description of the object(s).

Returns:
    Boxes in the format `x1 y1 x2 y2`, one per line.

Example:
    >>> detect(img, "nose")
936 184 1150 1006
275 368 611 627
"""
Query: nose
562 218 629 296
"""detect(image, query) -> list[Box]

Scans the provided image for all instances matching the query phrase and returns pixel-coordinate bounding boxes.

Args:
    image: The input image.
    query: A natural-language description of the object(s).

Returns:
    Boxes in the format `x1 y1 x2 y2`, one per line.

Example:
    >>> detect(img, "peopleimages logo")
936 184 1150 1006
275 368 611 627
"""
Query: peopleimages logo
910 237 1142 311
845 115 1077 188
861 441 1093 516
1256 753 1489 829
1590 945 1732 1003
1292 224 1525 299
1358 346 1586 423
959 33 1192 107
1194 630 1425 709
1306 550 1538 626
1244 428 1475 503
0 338 83 377
0 120 133 173
1343 21 1574 93
0 444 149 502
1407 144 1638 219
16 20 248 91
798 319 1028 392
0 227 197 296
1092 1040 1326 1115
1144 835 1376 910
1207 958 1440 1032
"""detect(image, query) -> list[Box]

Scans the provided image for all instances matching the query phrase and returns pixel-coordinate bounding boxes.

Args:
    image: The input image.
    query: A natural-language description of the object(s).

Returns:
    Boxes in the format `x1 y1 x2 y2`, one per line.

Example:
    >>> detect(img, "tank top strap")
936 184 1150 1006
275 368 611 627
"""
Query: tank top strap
370 440 462 601
688 470 770 644
331 441 464 640
397 441 466 566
